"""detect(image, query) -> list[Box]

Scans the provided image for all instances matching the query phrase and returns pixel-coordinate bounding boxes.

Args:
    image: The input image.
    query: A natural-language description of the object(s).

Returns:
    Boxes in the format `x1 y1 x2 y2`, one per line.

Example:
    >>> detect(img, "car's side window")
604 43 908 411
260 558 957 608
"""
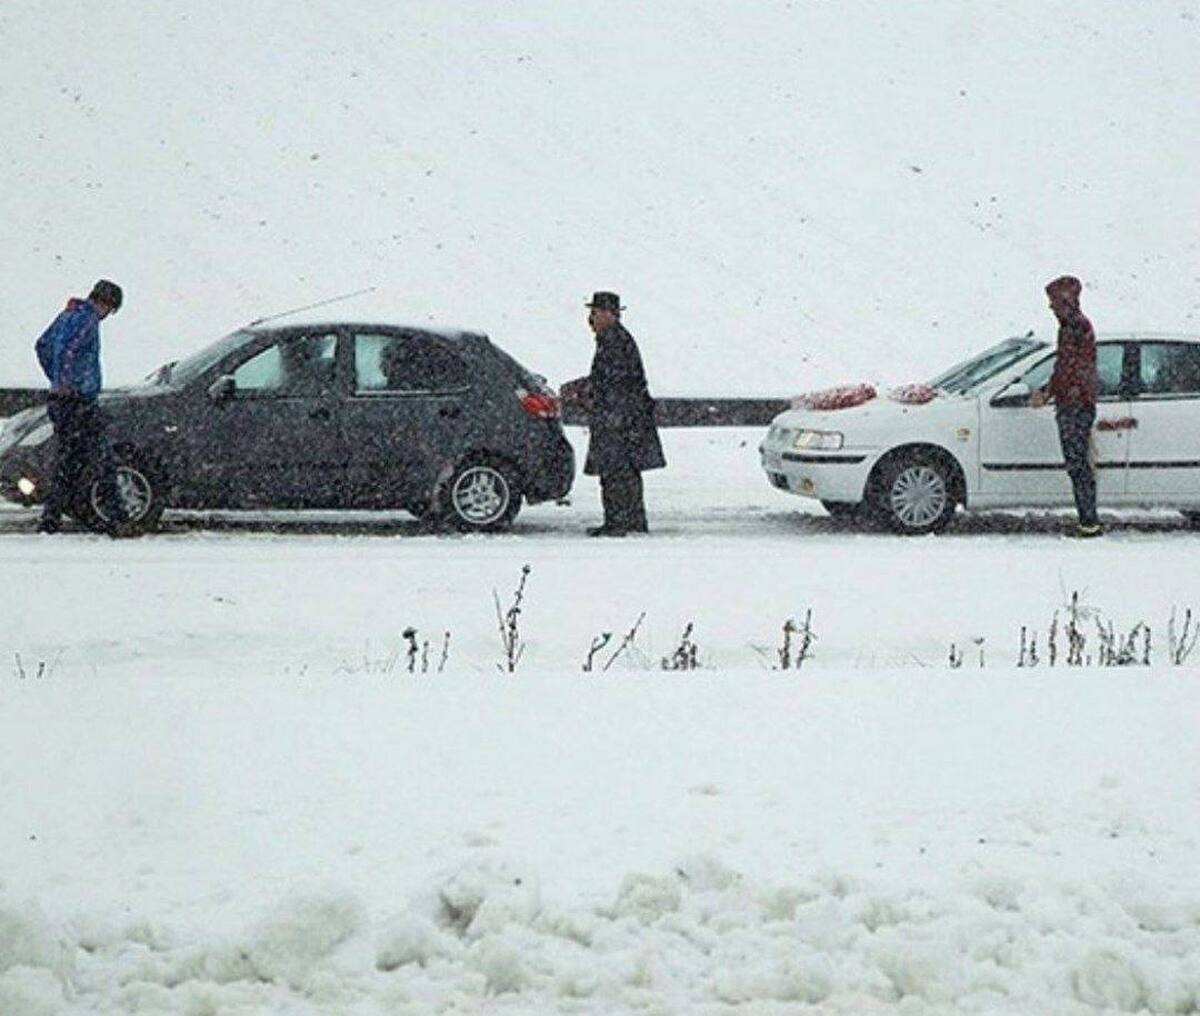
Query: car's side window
1136 343 1200 398
232 334 338 396
1018 343 1125 400
354 333 470 393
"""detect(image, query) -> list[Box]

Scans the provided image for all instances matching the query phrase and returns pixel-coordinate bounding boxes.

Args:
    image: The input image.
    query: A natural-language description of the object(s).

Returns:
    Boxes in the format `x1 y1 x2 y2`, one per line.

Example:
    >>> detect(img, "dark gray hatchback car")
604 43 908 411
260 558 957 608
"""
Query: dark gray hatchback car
0 322 574 533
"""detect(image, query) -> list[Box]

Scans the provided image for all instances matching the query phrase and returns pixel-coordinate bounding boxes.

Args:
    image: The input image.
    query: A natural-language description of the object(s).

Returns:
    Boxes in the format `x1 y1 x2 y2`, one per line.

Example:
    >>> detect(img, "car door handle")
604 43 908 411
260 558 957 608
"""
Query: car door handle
1097 417 1137 431
309 406 332 421
438 405 462 419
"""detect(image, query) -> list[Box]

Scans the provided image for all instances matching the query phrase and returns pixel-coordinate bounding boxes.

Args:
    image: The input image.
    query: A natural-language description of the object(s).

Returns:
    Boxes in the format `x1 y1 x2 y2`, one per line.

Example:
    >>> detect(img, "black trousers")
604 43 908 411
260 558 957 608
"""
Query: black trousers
41 396 123 525
1056 405 1098 526
600 470 648 532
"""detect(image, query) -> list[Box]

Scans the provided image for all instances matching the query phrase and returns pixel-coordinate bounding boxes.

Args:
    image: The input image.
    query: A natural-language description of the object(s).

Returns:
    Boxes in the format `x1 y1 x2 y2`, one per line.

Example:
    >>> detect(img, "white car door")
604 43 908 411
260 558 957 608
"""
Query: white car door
978 341 1132 506
1125 341 1200 502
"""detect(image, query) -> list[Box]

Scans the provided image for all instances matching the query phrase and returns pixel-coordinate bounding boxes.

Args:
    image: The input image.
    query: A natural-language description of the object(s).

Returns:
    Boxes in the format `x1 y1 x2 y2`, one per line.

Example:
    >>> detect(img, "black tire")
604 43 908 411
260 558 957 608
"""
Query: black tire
821 500 859 519
1183 511 1200 530
441 458 522 532
76 452 165 536
867 452 957 535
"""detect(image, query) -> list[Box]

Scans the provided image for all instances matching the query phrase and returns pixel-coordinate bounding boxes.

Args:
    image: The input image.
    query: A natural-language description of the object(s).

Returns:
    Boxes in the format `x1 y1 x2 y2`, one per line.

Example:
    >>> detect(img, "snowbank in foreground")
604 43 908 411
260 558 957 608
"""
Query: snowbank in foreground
2 666 1197 1015
4 848 1199 1014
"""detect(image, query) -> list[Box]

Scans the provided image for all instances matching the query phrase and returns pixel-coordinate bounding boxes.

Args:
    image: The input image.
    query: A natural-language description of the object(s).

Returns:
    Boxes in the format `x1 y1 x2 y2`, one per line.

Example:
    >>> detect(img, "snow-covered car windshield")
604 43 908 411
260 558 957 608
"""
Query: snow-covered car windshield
930 337 1046 395
164 330 255 386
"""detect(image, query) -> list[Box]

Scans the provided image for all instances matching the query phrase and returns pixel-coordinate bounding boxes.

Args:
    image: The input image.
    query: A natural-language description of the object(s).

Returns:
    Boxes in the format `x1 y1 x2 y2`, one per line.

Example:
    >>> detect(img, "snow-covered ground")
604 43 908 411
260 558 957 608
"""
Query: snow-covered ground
2 428 1199 1014
5 3 1200 1010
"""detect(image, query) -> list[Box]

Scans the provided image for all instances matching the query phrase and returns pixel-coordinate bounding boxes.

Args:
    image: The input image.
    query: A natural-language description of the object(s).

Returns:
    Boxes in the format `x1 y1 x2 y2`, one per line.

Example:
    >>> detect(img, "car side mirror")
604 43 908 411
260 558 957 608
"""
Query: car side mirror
990 381 1031 408
208 375 236 403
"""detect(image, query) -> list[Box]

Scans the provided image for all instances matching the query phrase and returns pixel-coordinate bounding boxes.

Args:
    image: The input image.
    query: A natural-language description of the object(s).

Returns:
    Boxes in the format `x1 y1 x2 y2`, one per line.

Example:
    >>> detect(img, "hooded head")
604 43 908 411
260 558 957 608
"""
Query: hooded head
1045 275 1082 321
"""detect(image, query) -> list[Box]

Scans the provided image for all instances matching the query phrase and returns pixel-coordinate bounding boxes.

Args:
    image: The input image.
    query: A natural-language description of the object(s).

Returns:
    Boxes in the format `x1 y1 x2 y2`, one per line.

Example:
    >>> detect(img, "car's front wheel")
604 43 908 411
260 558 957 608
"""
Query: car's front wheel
868 452 957 535
442 458 522 531
76 453 165 535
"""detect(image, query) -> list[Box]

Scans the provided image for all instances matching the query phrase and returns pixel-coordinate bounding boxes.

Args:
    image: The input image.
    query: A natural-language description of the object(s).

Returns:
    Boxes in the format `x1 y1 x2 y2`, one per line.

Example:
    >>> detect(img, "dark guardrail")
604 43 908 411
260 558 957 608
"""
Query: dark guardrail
1 388 791 427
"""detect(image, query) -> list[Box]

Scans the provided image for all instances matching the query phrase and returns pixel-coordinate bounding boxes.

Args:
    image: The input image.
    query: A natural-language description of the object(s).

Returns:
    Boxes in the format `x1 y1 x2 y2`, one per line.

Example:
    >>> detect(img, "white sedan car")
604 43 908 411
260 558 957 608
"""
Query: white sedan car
760 333 1200 534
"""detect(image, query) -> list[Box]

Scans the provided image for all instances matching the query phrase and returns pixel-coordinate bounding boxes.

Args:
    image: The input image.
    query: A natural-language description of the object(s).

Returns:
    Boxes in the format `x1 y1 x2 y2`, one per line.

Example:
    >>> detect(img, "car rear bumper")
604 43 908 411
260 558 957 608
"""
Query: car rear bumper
522 428 575 503
759 445 875 503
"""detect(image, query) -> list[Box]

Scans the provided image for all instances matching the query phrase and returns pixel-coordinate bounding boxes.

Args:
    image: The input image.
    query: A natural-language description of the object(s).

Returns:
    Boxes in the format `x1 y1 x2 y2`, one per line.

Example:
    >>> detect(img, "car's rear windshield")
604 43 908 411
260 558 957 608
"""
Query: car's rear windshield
930 337 1046 395
486 340 548 390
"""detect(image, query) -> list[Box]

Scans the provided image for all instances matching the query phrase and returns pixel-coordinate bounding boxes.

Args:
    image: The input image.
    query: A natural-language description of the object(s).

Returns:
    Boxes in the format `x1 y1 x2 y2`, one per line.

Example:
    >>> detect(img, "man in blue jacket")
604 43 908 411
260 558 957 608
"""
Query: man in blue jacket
34 279 127 534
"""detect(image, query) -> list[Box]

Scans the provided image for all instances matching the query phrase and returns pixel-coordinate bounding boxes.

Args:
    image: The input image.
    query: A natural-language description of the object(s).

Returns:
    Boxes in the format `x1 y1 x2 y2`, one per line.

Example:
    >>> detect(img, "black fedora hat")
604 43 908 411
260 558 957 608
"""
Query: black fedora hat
585 291 625 312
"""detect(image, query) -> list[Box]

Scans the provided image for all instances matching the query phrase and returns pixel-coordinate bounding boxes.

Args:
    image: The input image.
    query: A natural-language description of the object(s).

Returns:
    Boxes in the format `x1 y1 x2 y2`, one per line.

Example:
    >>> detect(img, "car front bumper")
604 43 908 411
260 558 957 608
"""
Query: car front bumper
0 453 49 506
759 443 876 503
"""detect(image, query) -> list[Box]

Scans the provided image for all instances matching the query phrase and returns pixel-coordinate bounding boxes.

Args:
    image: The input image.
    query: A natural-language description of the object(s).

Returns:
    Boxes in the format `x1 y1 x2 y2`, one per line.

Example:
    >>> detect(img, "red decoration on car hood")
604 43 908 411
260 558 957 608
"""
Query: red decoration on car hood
888 383 938 405
791 383 877 411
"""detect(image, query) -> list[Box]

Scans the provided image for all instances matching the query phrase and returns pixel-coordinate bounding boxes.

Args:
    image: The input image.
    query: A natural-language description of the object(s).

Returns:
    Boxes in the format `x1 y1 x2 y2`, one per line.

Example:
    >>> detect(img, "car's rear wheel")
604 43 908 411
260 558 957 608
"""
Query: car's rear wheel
868 452 957 535
76 453 164 535
442 458 522 531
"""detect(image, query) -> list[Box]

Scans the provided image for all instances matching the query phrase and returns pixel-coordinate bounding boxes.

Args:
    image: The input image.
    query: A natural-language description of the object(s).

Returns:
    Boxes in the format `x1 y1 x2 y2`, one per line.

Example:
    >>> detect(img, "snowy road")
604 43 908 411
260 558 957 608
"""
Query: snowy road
3 429 1200 1015
1 426 1197 542
3 428 1200 675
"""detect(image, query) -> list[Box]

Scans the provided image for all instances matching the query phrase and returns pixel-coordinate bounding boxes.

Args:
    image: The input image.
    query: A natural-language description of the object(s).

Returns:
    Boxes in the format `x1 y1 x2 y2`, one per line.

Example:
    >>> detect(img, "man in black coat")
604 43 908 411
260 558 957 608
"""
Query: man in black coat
576 291 665 536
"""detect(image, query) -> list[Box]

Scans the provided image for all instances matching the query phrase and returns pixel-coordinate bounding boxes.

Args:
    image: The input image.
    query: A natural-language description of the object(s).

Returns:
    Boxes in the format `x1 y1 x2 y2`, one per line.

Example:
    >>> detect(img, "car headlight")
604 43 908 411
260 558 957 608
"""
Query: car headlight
18 422 54 447
793 429 844 451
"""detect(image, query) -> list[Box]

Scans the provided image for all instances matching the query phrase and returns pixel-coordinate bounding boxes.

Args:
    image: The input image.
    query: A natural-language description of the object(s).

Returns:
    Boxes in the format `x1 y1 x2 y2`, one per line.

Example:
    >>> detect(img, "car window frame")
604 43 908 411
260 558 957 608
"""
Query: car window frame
1130 340 1200 402
1004 341 1135 404
349 329 474 398
215 330 345 401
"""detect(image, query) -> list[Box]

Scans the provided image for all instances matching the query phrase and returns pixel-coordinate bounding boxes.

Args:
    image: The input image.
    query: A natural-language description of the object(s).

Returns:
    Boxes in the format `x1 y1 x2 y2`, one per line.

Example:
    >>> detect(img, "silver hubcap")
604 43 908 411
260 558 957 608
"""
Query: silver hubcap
890 465 948 528
451 466 509 525
92 466 153 523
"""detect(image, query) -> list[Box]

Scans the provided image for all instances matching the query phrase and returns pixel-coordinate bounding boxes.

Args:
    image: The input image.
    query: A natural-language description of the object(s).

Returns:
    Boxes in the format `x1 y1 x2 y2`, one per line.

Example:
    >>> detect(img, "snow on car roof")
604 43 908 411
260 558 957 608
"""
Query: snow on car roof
245 321 485 342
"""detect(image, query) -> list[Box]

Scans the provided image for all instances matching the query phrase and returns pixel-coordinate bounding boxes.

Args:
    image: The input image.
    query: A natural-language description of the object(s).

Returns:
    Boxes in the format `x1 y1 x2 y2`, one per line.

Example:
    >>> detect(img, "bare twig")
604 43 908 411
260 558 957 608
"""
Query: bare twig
662 622 699 671
793 610 816 670
603 612 647 672
1169 607 1199 665
583 633 612 672
494 564 532 673
777 619 796 670
403 627 419 673
438 631 452 673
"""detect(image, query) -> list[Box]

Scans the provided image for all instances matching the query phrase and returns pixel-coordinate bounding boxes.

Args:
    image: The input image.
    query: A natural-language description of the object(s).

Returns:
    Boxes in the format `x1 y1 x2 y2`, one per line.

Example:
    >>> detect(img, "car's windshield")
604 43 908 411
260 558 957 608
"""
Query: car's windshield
930 337 1046 395
165 330 255 386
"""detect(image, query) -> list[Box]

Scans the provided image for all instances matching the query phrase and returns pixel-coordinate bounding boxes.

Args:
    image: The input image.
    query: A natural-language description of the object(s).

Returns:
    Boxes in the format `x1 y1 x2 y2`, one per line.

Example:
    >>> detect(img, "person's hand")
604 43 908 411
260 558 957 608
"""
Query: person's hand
1029 388 1049 408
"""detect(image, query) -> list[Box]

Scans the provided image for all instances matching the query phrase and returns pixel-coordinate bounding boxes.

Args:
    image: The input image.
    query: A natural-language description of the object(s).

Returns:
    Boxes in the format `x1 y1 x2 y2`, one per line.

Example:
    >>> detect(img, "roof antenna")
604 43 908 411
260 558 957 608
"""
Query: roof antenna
246 286 377 327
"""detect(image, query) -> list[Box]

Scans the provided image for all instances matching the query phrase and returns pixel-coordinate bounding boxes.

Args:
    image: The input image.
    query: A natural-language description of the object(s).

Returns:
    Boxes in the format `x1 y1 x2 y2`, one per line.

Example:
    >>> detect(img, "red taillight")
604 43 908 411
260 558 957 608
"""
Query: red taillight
518 388 560 420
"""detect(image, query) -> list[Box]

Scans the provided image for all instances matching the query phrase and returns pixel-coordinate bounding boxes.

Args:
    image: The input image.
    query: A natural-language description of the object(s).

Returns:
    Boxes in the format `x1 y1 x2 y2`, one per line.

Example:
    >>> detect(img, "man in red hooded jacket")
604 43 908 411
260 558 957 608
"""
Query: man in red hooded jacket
1030 275 1101 537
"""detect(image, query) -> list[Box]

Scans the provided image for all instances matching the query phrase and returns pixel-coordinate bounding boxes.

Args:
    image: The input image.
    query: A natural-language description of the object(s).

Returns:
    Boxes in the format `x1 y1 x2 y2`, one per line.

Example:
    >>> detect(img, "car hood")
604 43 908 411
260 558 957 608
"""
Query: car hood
770 390 975 437
2 384 174 438
99 382 177 405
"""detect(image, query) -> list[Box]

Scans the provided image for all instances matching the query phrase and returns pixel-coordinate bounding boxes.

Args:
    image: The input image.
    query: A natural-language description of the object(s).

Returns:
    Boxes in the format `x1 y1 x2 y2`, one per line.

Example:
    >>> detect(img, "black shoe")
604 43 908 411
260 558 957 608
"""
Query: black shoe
36 518 61 535
587 525 627 538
